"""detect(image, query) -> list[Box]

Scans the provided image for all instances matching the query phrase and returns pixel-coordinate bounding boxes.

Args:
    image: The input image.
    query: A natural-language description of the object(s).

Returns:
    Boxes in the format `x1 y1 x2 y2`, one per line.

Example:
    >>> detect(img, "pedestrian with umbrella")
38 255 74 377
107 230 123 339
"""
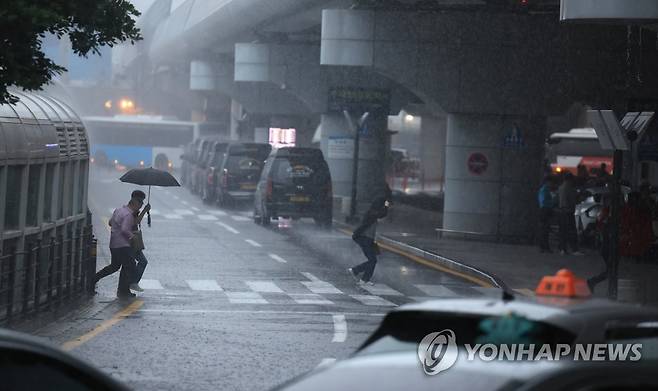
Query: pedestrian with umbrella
119 167 181 227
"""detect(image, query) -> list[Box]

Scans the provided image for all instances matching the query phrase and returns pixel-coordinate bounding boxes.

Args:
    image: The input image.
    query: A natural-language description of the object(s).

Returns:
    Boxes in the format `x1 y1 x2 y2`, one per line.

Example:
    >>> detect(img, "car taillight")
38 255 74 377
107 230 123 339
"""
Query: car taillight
266 178 273 199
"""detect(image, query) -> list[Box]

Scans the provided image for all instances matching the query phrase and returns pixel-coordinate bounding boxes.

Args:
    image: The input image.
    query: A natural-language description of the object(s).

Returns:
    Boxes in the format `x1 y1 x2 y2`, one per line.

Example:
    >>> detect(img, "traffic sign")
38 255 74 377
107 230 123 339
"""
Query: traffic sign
467 153 489 175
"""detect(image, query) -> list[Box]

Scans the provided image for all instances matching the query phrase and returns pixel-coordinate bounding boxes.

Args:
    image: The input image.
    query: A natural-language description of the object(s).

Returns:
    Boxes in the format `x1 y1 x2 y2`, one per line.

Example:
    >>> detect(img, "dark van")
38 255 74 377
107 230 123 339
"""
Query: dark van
201 141 229 203
215 143 272 206
253 147 332 227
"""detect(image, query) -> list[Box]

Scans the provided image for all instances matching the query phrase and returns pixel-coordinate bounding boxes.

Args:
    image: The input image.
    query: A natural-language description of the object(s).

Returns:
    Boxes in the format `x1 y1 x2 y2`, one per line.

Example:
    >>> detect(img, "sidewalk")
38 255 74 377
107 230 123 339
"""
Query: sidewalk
338 202 658 305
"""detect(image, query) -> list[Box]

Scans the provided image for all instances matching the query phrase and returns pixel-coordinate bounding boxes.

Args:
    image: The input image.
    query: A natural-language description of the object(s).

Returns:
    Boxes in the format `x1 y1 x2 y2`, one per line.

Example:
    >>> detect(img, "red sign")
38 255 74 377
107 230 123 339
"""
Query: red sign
467 153 488 175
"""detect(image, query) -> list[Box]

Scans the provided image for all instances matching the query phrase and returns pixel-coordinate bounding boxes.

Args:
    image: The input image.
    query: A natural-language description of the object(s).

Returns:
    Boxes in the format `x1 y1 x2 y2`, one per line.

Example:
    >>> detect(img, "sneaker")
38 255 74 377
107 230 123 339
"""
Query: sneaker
359 280 374 286
130 283 144 292
347 268 359 282
117 291 136 299
571 251 584 256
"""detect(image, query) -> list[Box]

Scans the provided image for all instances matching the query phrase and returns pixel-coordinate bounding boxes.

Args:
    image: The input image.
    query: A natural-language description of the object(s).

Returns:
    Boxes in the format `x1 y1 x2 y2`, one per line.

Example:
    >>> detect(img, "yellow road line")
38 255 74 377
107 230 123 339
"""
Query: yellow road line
338 228 494 288
61 300 143 351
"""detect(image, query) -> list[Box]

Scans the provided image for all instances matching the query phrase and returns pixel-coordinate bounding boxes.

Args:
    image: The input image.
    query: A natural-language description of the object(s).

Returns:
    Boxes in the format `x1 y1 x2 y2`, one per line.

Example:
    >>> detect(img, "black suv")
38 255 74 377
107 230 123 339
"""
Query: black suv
253 147 332 227
215 143 272 206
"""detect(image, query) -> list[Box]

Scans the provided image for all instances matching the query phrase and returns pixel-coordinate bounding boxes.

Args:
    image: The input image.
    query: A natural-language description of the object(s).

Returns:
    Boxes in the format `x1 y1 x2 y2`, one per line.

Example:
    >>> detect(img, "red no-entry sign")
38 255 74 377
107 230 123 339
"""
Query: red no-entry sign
467 152 488 175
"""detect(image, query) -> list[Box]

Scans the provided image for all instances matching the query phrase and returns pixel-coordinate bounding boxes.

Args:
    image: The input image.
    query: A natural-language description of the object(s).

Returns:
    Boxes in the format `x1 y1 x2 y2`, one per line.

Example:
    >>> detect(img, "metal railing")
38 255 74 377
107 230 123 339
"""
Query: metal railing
0 225 97 323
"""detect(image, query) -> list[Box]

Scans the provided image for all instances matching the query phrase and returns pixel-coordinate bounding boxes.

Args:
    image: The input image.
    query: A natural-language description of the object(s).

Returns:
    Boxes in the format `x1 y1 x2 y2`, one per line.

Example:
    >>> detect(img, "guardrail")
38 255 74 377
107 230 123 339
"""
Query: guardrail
0 226 97 323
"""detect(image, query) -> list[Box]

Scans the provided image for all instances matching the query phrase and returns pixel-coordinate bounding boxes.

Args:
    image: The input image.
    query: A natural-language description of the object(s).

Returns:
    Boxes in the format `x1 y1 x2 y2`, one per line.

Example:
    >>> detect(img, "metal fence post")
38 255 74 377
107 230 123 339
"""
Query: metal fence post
7 247 16 321
22 244 33 314
34 239 42 310
55 235 63 307
46 237 55 309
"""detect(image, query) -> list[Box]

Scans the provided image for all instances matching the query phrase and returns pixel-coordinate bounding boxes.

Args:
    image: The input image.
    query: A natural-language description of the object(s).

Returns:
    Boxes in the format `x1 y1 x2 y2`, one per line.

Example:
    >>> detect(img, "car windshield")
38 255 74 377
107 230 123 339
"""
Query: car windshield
5 2 658 391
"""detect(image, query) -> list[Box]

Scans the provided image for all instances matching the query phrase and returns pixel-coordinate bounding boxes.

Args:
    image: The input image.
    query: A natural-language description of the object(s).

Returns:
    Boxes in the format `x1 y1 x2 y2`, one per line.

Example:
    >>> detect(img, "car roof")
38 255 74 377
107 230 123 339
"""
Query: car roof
390 297 658 335
276 350 567 391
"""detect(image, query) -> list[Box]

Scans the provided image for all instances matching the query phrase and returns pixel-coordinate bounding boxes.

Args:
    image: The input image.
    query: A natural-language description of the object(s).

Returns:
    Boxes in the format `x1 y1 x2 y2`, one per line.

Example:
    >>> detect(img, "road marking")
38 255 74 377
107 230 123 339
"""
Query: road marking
163 214 183 220
137 309 386 317
246 281 284 293
414 284 459 297
173 209 194 215
61 300 143 351
288 293 334 305
350 294 397 307
301 281 343 294
181 200 190 205
332 314 347 342
409 296 439 302
337 228 494 288
186 280 223 291
301 272 321 282
172 195 180 200
317 358 336 368
139 279 164 290
245 239 262 247
197 214 218 221
268 253 288 263
208 210 227 216
231 215 251 222
360 283 403 296
216 222 239 234
191 207 200 212
226 292 267 304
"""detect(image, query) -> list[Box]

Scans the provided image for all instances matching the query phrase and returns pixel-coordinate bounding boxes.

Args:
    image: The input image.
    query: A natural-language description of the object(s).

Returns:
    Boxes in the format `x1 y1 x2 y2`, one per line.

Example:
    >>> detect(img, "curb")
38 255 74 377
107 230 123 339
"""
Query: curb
332 218 510 291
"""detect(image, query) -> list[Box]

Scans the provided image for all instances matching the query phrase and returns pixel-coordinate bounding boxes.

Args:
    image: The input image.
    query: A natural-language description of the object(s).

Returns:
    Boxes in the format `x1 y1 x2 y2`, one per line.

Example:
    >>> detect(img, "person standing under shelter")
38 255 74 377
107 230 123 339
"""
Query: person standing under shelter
94 193 143 298
538 176 556 253
558 173 583 255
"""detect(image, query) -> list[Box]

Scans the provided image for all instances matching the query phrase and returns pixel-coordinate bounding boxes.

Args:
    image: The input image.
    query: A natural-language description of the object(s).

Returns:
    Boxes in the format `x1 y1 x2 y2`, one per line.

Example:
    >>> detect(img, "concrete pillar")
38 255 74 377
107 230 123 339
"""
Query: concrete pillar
443 114 545 241
320 113 388 213
420 116 446 194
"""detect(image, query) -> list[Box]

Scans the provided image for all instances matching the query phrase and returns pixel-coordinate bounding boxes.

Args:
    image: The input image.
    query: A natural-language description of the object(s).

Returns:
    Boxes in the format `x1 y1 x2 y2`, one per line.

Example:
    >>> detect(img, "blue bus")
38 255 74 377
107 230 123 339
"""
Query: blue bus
82 115 196 171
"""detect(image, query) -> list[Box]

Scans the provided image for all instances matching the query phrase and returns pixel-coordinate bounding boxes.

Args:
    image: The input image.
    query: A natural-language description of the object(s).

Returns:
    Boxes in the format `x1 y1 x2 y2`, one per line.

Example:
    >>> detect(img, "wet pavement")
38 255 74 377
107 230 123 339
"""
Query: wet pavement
21 168 487 391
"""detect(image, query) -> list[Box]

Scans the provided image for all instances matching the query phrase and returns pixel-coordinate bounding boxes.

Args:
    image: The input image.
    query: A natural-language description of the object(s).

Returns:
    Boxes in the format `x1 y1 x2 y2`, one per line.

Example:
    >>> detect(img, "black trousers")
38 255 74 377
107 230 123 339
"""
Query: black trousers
558 209 579 252
352 236 378 282
538 208 553 251
94 247 136 294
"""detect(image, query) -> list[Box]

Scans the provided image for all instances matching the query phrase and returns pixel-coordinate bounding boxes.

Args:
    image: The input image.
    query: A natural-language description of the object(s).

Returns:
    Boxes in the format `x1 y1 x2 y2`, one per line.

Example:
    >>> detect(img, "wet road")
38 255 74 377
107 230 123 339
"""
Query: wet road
32 168 491 391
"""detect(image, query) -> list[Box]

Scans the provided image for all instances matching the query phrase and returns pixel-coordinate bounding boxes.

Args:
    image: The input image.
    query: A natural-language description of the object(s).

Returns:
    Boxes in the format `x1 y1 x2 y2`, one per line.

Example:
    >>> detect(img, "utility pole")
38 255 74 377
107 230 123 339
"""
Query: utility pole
343 110 370 224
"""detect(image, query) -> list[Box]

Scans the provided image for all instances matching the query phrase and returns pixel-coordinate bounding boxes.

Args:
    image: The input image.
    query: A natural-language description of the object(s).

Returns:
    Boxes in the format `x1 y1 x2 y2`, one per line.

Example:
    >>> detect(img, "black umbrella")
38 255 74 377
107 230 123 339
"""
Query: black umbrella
119 167 181 226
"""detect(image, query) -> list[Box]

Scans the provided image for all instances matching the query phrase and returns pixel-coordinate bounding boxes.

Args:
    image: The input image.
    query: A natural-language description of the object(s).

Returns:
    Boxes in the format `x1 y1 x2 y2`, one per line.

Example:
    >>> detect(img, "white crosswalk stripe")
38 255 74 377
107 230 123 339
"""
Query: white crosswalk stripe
217 222 239 234
414 284 460 297
360 283 403 296
186 280 223 291
268 254 287 263
301 281 343 294
207 210 227 216
191 207 200 212
226 292 267 304
173 209 194 216
301 272 321 282
231 215 251 222
245 239 262 247
350 294 397 306
246 281 284 293
140 279 164 290
197 214 218 221
288 293 334 305
163 214 183 219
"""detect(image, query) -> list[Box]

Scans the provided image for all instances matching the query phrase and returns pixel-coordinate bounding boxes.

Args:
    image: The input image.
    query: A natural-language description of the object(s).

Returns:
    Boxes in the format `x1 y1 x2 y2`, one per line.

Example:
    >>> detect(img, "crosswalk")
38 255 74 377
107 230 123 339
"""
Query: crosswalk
106 208 250 222
133 277 503 308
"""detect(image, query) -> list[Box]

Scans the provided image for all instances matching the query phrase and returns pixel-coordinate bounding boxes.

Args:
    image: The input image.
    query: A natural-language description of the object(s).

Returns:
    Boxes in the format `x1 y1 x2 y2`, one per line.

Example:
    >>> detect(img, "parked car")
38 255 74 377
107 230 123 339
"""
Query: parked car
0 328 129 391
201 141 229 203
215 143 272 206
274 295 658 391
254 147 332 227
191 138 215 195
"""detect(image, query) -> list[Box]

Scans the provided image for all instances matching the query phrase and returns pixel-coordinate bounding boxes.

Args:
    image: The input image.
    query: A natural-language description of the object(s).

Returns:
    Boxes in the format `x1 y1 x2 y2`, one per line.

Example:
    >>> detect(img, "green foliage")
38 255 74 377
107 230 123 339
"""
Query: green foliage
0 0 142 103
